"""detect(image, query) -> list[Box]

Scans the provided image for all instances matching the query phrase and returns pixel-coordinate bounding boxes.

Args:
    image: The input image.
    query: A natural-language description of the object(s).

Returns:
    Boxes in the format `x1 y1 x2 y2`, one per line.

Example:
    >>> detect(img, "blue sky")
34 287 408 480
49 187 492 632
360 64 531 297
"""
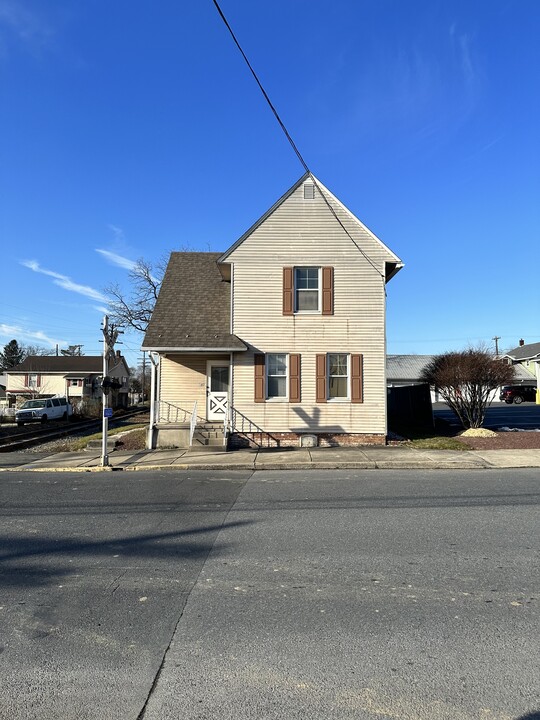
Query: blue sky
1 0 539 368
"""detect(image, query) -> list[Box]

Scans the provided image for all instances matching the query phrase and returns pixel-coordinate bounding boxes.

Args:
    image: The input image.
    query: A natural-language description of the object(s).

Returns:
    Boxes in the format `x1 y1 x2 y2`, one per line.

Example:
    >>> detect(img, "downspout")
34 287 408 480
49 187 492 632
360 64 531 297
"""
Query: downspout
148 352 160 449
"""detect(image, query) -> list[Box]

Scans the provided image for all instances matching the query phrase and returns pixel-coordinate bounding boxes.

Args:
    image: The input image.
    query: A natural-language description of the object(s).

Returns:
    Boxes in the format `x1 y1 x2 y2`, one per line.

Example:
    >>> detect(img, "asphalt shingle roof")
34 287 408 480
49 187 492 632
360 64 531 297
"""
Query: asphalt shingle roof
386 354 535 383
8 356 103 373
142 252 246 351
505 342 540 361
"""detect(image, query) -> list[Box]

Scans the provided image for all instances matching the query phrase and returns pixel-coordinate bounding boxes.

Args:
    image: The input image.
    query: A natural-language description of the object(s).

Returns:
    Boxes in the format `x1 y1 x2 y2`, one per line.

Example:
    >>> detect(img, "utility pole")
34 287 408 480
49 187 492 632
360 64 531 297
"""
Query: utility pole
100 316 121 467
493 336 501 356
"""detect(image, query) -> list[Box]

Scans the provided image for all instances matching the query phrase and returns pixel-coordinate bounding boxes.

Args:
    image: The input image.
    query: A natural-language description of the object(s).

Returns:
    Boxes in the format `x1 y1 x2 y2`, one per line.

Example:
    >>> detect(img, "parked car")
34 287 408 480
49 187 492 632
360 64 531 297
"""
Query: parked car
15 397 73 426
499 385 537 404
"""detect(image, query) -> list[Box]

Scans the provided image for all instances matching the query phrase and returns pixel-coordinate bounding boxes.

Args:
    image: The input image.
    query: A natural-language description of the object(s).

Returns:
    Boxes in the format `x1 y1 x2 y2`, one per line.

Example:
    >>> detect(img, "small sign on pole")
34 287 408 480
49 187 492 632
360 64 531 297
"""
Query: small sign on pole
104 408 113 418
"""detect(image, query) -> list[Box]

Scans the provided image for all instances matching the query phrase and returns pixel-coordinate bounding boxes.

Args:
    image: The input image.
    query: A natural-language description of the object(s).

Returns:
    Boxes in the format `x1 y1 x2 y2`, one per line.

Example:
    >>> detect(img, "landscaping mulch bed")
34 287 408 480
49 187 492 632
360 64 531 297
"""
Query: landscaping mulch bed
457 432 540 450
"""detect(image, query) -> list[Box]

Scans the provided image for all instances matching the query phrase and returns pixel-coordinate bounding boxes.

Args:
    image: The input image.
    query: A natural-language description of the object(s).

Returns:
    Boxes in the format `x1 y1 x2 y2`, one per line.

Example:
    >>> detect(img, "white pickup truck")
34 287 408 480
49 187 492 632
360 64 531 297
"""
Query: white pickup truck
15 397 73 426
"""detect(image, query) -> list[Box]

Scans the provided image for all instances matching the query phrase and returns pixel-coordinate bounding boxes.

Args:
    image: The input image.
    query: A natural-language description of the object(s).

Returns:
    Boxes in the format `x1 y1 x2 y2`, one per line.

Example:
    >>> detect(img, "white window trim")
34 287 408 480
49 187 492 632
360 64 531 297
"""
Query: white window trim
266 353 289 401
294 266 321 314
327 353 350 402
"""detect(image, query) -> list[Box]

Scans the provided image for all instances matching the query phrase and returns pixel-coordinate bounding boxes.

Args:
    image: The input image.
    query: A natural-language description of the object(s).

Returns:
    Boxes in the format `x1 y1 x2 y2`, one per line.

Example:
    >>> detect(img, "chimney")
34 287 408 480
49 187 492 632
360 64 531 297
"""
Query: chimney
116 350 121 358
519 339 525 346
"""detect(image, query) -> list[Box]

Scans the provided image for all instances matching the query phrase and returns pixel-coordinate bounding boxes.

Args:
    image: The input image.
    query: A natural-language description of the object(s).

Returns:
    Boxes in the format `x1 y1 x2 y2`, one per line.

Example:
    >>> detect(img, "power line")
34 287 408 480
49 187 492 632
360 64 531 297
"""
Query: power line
212 0 309 174
212 0 385 281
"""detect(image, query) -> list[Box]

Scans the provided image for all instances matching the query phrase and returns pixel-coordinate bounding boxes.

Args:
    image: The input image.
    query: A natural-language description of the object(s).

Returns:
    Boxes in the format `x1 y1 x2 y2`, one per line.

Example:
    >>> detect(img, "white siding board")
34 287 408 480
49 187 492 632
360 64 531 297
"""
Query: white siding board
160 354 229 412
225 182 389 435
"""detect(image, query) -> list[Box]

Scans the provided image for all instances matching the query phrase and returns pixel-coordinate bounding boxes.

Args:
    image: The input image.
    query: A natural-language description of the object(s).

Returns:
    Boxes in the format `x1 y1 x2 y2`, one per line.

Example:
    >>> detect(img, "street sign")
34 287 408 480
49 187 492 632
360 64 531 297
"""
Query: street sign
104 408 113 418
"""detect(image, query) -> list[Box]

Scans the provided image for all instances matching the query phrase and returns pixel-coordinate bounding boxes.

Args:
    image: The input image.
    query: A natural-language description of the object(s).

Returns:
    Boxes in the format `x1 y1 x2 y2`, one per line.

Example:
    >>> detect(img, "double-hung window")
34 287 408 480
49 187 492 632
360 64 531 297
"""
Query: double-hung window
283 267 333 316
294 267 320 312
328 353 349 399
27 373 38 388
255 353 301 403
267 354 287 399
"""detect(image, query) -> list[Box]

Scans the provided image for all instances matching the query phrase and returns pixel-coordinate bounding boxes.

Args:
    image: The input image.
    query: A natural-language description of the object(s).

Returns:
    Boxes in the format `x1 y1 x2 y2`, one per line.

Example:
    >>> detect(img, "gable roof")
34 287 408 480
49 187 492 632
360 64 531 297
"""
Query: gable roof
7 356 104 374
386 355 435 381
387 354 535 383
504 342 540 362
218 172 403 281
142 252 246 351
7 355 129 375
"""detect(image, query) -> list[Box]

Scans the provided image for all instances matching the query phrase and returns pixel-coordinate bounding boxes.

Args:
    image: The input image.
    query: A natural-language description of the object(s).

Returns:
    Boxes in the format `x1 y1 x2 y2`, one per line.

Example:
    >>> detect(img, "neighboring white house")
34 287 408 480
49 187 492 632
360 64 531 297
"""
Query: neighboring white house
143 173 404 449
5 353 131 409
503 340 540 403
387 353 536 403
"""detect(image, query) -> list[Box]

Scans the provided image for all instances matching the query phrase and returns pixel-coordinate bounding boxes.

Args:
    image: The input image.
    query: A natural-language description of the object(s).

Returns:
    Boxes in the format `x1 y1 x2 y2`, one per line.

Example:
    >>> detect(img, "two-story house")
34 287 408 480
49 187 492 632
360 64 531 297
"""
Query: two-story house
142 173 403 449
6 353 131 410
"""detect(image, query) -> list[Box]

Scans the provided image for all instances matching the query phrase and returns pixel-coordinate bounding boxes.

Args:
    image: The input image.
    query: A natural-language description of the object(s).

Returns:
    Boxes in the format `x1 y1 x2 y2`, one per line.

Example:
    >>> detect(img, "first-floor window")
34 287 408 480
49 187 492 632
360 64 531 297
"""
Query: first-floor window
328 353 349 399
267 354 287 399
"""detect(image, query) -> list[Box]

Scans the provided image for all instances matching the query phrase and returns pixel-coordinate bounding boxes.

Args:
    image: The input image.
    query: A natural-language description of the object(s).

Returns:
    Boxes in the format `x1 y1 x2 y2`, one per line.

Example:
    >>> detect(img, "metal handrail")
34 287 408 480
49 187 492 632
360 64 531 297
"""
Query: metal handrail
156 400 206 425
228 406 280 448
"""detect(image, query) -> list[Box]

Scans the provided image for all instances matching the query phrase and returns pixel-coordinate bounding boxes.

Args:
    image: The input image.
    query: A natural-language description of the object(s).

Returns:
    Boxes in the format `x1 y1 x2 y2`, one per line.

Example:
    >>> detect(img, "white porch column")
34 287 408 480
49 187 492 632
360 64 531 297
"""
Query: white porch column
148 352 160 449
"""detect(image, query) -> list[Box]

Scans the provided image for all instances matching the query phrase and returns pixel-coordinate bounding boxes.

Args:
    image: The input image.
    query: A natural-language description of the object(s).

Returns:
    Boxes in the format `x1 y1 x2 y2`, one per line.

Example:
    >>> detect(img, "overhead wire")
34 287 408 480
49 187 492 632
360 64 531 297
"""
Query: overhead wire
212 0 386 282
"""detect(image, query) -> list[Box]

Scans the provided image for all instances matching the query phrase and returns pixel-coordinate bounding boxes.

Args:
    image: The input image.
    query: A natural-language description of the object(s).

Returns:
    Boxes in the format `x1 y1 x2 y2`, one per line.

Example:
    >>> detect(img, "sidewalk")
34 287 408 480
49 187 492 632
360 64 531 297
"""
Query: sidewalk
2 444 540 472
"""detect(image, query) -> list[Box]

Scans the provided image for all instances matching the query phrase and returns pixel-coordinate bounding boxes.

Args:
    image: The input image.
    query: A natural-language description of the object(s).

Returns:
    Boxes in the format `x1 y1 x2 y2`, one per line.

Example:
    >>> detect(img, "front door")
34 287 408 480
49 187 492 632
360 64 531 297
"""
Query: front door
206 362 229 421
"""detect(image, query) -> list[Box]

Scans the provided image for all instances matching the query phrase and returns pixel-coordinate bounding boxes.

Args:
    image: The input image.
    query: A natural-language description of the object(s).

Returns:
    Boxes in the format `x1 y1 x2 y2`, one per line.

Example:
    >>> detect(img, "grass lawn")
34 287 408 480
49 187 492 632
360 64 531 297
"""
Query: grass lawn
390 420 468 451
60 424 147 451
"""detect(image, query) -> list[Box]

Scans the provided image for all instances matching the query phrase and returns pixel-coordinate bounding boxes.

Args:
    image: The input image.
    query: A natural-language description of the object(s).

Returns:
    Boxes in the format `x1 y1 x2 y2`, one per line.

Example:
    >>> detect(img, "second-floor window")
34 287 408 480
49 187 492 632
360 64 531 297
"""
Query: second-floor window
27 373 39 388
295 267 320 312
283 266 333 316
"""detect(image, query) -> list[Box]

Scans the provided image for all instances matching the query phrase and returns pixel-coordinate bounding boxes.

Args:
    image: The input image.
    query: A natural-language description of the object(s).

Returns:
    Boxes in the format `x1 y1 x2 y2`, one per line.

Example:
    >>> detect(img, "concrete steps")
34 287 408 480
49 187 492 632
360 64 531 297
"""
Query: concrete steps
189 423 226 452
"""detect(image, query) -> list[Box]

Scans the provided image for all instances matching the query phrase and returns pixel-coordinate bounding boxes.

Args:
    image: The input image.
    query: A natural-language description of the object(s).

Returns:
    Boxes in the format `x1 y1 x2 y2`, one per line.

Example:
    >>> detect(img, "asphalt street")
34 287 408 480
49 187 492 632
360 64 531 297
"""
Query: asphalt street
433 402 540 430
1 469 539 720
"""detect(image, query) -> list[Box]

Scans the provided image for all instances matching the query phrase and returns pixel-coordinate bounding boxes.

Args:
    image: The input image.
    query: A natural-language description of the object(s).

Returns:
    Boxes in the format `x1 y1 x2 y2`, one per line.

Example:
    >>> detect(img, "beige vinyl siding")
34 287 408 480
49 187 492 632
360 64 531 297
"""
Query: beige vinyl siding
160 354 229 413
7 374 67 396
227 181 390 434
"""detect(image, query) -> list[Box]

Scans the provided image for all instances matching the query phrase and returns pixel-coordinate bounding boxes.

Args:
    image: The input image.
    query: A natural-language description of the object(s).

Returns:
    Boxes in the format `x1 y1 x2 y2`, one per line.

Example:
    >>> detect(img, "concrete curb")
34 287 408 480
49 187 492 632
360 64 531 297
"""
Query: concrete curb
3 460 531 472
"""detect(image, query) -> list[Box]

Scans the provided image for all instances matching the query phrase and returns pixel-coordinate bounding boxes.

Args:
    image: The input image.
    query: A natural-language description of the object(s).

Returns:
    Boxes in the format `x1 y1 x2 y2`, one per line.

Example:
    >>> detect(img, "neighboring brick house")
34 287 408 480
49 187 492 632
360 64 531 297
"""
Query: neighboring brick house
5 353 130 409
143 173 404 449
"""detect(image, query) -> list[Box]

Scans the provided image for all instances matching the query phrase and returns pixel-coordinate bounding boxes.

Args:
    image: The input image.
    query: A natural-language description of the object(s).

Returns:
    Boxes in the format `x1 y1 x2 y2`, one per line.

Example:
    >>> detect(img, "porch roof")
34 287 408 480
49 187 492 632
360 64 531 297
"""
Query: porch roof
142 252 247 352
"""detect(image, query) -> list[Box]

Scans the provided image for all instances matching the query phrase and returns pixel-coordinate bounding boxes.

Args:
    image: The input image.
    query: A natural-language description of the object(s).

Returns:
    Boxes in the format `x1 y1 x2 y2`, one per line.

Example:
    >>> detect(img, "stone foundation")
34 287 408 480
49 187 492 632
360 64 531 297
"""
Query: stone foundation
229 432 386 449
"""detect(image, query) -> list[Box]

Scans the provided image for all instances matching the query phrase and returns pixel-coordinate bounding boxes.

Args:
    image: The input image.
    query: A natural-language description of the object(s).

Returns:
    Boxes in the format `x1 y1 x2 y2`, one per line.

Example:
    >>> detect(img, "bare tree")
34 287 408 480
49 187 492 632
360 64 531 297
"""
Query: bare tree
60 345 84 356
22 345 56 358
420 349 515 428
104 257 167 333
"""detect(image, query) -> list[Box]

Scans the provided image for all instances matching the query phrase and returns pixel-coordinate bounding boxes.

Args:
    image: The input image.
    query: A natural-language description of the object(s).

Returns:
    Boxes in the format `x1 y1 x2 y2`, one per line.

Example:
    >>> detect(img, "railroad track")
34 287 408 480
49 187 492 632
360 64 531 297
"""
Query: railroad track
0 408 148 452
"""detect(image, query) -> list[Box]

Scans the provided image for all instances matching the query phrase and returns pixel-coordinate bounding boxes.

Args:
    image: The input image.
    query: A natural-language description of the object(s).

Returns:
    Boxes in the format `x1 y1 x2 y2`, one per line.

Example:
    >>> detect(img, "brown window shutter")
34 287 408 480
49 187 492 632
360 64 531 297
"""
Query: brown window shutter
254 354 265 403
283 267 294 316
351 354 364 403
289 354 301 403
37 375 41 387
321 266 334 315
24 374 28 387
316 354 327 403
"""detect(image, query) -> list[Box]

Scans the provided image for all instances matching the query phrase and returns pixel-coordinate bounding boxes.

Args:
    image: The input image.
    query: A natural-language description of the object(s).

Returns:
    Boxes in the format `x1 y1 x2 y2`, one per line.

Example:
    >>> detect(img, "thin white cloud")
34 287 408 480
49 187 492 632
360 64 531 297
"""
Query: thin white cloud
95 248 137 271
107 224 125 241
20 260 107 302
0 1 52 54
93 305 109 314
0 323 66 348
